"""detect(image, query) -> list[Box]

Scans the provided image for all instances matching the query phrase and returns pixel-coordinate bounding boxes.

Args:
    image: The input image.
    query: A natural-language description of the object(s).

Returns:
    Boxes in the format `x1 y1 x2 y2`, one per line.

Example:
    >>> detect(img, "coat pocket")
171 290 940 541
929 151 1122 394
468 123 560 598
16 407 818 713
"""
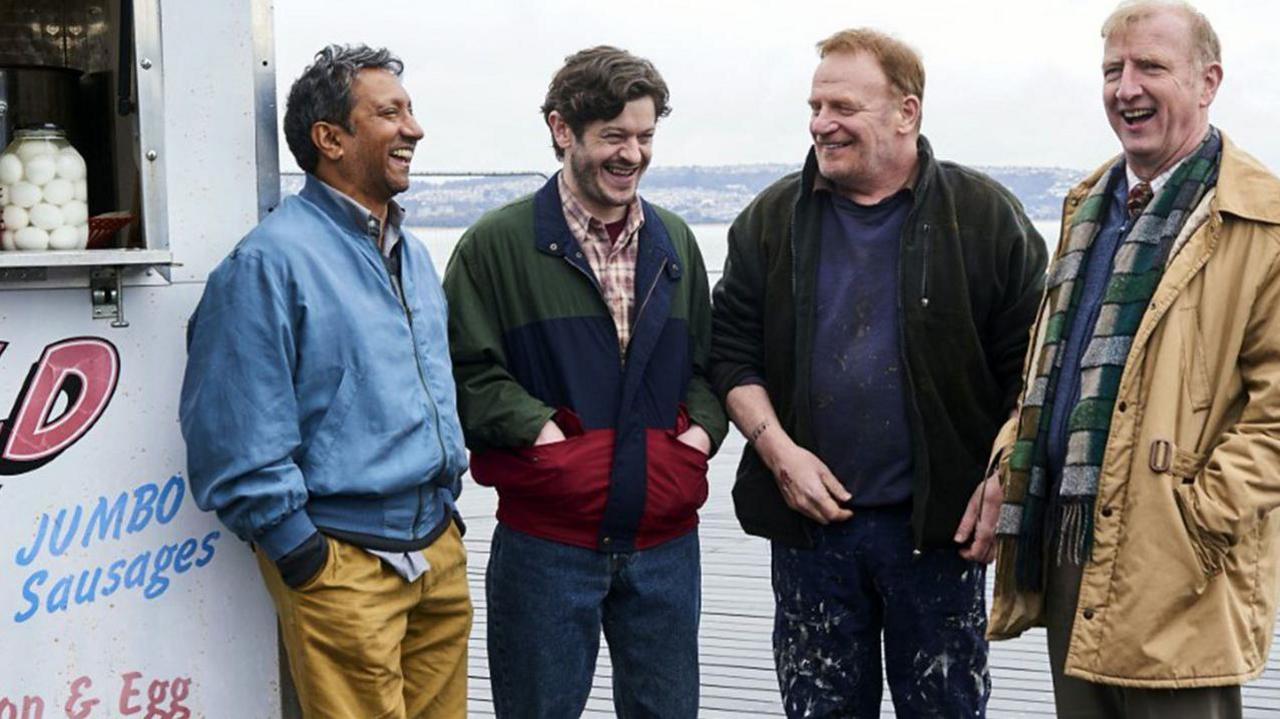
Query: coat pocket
1179 307 1213 411
300 369 360 473
1155 440 1230 592
644 430 710 531
470 409 613 519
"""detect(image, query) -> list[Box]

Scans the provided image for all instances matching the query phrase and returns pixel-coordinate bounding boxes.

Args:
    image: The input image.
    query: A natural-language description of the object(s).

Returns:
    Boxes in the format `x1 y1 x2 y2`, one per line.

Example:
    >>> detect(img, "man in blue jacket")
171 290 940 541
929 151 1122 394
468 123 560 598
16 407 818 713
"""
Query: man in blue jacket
179 45 470 718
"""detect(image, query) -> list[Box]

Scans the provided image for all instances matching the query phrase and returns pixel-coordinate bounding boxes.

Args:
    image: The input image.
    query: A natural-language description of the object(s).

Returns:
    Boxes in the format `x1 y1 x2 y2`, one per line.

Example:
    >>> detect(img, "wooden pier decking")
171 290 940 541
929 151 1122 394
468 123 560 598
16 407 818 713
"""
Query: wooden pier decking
457 432 1280 717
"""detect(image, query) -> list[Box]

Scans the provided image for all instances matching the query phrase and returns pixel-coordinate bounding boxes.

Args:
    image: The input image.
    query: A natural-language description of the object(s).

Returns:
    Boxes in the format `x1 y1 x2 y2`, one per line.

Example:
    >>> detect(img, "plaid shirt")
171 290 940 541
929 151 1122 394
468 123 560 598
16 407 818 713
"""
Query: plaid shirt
558 173 645 355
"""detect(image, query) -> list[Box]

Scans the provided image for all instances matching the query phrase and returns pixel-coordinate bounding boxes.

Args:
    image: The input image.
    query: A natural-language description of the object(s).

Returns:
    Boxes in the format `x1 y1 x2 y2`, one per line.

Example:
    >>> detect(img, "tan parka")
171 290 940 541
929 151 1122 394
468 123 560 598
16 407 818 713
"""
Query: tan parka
988 135 1280 688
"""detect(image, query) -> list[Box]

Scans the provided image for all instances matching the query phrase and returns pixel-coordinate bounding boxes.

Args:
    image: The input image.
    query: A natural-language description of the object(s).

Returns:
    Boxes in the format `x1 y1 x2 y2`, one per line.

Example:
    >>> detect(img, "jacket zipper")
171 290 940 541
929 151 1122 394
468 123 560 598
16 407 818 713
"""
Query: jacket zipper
919 222 931 308
382 247 446 533
897 211 929 551
402 300 445 530
633 258 667 342
562 250 636 369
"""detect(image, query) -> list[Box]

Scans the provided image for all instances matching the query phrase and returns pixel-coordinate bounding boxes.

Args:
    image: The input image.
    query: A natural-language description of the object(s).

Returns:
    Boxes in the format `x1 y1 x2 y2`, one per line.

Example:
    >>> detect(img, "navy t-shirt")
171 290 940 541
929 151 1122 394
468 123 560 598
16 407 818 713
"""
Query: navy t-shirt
810 190 915 506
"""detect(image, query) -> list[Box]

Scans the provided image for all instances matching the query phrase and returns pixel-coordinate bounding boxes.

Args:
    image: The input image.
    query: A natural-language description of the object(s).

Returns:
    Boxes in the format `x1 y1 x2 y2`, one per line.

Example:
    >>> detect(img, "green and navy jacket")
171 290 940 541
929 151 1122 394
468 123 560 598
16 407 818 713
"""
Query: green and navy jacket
443 173 728 552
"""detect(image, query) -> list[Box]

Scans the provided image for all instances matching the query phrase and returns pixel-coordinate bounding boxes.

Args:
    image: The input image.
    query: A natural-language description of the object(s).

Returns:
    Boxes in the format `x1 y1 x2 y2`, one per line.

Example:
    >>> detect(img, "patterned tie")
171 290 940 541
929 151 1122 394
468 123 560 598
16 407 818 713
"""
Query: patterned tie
1127 181 1153 220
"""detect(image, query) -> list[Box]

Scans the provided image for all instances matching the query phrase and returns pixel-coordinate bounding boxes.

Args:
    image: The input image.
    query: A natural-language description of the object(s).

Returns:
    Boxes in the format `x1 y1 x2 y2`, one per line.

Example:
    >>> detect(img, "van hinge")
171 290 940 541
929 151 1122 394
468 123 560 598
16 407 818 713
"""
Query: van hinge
90 267 130 328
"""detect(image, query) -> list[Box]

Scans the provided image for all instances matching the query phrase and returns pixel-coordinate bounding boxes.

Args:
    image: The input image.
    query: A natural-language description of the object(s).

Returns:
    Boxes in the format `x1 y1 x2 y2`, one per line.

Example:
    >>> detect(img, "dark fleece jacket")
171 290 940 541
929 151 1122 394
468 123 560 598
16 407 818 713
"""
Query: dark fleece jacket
710 136 1048 549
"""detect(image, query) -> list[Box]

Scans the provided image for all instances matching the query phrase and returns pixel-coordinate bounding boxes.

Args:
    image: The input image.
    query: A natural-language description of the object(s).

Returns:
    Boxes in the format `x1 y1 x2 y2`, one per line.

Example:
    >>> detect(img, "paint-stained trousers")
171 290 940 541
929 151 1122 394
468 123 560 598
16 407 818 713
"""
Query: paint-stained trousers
771 503 990 718
256 521 472 719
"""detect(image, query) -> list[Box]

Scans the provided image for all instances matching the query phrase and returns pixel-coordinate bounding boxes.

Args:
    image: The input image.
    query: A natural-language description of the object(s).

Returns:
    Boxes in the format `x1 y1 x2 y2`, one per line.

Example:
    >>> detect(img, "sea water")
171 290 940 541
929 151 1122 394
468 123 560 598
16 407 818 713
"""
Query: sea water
412 221 1063 278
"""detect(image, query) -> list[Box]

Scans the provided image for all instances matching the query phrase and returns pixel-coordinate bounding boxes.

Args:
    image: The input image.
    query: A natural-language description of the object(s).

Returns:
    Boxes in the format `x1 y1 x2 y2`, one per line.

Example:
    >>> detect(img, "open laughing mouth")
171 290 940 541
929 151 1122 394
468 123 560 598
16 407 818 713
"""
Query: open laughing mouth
1120 108 1156 128
603 163 639 185
390 147 414 169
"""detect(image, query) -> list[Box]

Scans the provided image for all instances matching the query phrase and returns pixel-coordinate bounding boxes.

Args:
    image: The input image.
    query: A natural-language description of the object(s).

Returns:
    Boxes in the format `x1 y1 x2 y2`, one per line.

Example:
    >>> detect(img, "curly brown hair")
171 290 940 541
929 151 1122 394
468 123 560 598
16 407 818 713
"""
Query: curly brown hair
541 46 671 160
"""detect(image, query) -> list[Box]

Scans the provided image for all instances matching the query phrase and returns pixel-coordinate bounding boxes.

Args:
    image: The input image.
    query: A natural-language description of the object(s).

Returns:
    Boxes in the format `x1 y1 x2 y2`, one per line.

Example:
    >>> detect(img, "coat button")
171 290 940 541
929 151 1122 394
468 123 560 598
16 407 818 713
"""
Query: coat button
1083 608 1095 620
1101 507 1113 518
602 537 612 546
1118 401 1127 412
549 242 559 251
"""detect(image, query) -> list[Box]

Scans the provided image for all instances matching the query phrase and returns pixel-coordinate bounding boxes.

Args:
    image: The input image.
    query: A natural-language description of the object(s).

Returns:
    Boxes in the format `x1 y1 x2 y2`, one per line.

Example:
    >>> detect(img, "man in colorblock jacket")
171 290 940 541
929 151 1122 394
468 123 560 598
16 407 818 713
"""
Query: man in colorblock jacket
443 46 727 719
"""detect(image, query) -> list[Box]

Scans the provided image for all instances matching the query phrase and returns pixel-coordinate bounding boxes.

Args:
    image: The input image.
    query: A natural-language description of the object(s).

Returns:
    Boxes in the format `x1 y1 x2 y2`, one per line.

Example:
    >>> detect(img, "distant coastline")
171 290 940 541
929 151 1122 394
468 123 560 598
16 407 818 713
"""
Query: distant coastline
282 164 1084 227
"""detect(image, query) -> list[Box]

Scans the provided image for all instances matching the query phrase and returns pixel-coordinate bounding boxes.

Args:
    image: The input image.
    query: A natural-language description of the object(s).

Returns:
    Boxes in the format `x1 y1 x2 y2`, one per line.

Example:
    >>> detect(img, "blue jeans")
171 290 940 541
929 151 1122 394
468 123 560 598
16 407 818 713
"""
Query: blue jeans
486 524 701 718
772 503 989 718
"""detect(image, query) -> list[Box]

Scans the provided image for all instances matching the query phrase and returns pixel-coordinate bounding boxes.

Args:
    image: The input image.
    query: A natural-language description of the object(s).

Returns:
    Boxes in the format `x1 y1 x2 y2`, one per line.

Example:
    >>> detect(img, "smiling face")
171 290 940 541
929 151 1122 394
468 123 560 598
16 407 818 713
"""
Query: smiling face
808 51 919 203
1102 8 1221 179
322 68 423 213
552 96 656 222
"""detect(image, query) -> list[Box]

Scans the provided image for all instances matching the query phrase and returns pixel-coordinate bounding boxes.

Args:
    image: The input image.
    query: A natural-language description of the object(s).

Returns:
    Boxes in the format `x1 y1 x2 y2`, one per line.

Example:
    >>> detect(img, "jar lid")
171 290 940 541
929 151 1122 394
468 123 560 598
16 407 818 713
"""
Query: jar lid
15 123 66 139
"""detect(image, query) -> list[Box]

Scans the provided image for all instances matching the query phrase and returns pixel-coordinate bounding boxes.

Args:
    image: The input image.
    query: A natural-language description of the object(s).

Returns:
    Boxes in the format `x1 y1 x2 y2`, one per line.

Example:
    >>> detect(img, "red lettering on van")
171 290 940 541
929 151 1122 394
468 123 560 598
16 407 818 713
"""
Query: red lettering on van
0 338 120 475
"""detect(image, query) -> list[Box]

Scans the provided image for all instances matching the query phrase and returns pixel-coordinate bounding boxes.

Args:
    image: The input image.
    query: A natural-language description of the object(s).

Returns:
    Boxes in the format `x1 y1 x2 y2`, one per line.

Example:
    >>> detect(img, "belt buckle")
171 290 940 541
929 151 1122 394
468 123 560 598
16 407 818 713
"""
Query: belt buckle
1149 439 1172 473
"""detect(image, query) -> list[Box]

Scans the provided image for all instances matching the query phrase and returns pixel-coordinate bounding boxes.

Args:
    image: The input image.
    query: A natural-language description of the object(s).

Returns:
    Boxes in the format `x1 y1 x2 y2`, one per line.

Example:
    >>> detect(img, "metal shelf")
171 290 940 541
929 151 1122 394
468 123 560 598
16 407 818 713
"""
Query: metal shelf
0 248 173 269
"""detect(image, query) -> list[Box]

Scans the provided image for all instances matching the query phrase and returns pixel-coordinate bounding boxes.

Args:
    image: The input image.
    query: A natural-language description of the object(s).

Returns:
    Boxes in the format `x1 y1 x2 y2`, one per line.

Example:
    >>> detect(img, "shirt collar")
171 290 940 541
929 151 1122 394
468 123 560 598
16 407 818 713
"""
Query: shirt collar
1124 128 1212 196
309 174 405 257
1125 157 1187 198
557 171 644 246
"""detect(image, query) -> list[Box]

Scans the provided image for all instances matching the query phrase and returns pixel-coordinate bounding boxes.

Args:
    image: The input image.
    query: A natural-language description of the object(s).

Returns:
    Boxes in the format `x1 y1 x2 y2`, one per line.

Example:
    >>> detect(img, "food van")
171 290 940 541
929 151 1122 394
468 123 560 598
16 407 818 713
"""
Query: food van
0 2 288 716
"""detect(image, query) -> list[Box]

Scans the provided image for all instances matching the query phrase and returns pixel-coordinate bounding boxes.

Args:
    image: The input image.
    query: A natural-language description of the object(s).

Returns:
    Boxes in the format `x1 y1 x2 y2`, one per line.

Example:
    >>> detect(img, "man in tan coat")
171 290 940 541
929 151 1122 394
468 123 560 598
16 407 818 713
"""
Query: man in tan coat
960 1 1280 716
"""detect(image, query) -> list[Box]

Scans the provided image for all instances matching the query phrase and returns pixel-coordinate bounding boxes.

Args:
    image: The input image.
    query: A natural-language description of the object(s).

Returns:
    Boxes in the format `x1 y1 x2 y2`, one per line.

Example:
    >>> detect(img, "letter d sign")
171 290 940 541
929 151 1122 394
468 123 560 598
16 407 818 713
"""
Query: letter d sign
0 338 121 475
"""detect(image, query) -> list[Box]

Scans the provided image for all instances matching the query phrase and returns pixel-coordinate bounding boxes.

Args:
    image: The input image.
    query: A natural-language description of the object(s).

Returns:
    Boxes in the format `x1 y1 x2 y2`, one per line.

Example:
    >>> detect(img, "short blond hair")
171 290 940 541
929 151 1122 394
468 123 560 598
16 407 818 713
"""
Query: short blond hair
1101 0 1221 68
816 28 925 103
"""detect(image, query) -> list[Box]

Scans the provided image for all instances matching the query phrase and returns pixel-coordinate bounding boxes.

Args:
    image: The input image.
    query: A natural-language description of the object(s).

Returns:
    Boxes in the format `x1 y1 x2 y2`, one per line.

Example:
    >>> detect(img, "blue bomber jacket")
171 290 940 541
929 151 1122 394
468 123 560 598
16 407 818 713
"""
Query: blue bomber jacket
180 176 468 561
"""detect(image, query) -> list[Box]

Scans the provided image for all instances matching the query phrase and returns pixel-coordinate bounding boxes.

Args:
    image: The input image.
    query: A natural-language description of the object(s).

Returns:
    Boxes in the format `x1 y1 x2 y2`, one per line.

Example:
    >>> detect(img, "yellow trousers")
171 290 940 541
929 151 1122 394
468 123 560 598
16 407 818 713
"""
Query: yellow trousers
256 522 472 718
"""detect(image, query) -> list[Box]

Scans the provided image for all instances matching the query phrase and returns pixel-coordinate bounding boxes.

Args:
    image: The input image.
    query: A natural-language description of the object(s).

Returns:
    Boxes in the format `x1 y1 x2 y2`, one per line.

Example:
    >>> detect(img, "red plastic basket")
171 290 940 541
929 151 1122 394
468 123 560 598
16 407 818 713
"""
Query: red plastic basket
86 212 135 249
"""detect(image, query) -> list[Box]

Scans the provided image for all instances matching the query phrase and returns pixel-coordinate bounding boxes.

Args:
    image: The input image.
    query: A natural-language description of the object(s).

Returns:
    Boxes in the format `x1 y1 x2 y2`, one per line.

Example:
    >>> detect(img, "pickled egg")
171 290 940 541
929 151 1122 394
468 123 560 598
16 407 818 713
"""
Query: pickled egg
62 200 88 226
74 180 88 201
1 230 14 251
10 181 41 208
42 178 74 205
24 155 56 186
29 203 65 231
14 141 52 161
0 154 22 185
3 204 30 230
55 149 87 181
49 225 80 250
14 226 49 251
77 224 89 248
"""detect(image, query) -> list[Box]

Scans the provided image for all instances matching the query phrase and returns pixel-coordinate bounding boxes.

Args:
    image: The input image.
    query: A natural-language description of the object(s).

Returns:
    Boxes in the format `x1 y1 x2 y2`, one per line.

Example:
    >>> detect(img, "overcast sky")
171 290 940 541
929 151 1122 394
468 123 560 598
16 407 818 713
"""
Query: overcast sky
273 0 1278 176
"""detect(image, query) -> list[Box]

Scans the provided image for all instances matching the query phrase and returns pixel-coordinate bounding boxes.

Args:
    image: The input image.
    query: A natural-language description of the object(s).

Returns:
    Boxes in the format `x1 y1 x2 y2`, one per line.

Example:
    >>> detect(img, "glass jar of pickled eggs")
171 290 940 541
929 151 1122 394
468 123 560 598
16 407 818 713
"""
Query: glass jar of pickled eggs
0 125 90 252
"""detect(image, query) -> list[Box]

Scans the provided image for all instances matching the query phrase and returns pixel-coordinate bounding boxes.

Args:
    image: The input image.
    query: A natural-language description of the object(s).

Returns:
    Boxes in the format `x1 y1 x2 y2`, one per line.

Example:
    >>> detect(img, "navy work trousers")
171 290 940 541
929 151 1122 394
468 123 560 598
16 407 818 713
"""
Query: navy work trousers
771 503 990 718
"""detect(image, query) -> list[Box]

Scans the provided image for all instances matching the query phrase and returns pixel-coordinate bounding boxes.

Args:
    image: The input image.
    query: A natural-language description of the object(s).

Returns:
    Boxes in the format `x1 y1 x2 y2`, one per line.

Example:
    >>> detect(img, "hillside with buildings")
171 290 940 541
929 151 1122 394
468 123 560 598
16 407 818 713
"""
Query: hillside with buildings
283 164 1084 227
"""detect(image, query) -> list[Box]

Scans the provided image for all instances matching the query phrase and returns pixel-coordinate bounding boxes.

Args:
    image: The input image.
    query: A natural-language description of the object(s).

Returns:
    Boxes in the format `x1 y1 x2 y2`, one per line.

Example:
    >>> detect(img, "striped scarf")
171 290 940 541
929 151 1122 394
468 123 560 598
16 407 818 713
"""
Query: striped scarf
997 128 1222 591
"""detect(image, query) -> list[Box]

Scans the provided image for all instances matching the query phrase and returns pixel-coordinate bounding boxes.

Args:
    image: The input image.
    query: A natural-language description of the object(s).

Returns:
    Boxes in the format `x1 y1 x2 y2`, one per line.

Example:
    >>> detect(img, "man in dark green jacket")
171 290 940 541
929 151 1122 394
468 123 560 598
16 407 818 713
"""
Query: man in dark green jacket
443 46 726 719
710 29 1046 717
